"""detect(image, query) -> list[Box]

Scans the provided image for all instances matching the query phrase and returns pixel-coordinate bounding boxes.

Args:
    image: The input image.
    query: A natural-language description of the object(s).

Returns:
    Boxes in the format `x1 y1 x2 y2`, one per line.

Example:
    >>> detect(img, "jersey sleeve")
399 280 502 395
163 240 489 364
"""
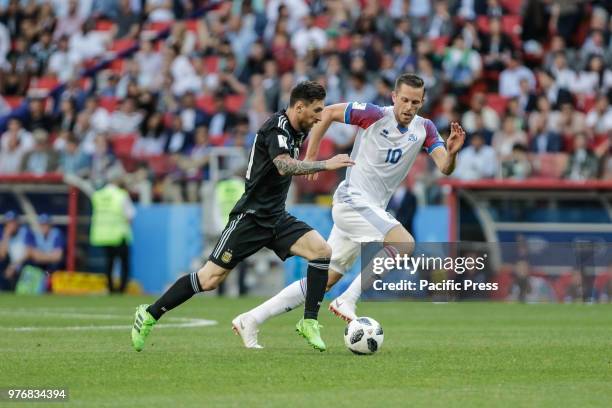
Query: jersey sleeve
343 102 384 129
423 119 446 154
266 128 292 160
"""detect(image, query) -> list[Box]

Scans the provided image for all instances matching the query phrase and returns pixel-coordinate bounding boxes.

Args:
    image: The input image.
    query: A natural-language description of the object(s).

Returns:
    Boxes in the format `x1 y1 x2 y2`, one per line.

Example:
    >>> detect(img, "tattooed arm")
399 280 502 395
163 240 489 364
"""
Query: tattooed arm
273 153 355 176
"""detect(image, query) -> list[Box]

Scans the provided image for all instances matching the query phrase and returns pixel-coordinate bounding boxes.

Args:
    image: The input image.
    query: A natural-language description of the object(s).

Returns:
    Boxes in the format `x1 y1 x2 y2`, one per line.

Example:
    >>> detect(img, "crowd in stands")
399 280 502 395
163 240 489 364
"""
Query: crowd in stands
1 0 612 205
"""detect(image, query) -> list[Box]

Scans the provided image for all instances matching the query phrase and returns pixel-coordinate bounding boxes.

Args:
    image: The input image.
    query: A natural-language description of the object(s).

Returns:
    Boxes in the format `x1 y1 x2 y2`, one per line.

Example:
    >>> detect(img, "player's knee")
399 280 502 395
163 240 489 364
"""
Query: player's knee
196 267 223 291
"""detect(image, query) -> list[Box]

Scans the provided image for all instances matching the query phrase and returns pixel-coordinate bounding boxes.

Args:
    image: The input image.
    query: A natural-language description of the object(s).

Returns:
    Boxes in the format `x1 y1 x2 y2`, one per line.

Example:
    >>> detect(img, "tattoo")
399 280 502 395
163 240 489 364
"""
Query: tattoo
273 154 326 176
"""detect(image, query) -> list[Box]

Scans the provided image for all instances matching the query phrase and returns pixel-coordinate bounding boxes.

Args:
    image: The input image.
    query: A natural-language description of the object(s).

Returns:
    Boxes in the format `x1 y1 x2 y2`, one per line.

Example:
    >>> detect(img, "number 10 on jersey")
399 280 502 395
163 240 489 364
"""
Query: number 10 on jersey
385 148 402 164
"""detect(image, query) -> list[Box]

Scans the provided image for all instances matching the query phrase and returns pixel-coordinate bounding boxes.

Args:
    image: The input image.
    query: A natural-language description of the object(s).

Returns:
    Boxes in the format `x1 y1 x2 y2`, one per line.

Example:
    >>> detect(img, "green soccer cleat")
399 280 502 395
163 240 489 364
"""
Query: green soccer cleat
296 318 326 352
131 304 157 352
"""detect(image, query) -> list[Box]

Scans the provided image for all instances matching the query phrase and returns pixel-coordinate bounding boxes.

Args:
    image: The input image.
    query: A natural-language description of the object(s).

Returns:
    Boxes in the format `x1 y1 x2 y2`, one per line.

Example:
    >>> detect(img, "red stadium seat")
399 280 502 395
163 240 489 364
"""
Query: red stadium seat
203 56 219 73
110 39 136 53
185 19 199 32
4 96 23 109
485 94 508 116
405 152 428 188
476 16 490 33
313 15 330 29
501 0 523 15
431 36 449 54
145 21 173 32
531 153 568 178
196 94 215 114
111 133 137 157
99 96 119 112
30 76 59 91
502 15 522 48
147 155 175 176
225 94 246 113
95 19 114 31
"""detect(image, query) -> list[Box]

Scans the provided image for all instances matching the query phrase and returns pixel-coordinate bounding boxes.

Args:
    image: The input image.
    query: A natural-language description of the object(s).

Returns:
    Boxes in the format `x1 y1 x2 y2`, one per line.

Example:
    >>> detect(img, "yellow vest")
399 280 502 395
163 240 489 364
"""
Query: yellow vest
215 178 245 225
90 185 132 246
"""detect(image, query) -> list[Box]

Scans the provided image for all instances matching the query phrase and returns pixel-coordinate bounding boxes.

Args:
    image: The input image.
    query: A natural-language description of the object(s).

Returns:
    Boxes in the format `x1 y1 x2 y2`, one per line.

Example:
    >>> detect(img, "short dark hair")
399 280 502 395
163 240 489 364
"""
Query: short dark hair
289 81 326 107
394 73 425 91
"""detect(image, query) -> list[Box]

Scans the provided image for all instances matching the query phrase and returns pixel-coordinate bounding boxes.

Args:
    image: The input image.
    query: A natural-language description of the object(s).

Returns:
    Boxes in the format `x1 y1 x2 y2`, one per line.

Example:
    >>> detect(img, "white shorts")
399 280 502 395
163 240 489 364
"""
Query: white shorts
328 201 400 275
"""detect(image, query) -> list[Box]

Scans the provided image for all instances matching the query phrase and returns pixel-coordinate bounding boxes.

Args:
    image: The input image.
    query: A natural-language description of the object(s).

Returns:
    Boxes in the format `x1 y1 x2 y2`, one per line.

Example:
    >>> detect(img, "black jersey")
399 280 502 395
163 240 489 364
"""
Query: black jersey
230 110 306 227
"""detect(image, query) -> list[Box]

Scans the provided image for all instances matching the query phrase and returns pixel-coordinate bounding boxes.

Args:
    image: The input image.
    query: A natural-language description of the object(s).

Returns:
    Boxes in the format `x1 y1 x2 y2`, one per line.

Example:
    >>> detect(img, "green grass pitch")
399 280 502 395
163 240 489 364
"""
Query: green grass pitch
0 295 610 407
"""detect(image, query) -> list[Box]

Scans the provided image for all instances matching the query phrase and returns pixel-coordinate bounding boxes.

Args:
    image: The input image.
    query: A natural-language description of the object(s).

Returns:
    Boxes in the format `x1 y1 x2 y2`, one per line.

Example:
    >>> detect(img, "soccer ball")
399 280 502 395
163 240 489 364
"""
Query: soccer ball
344 317 384 355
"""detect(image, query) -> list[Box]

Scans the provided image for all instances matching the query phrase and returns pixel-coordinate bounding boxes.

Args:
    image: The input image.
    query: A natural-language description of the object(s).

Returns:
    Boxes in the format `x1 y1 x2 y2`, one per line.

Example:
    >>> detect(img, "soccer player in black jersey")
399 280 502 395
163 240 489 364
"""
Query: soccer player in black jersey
132 81 354 352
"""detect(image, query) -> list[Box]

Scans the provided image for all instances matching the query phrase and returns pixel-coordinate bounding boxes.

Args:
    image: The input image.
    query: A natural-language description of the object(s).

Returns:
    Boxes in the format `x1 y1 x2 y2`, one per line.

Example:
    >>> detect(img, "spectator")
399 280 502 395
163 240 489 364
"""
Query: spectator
345 72 377 104
58 133 91 177
564 133 599 180
20 129 58 174
492 116 528 160
47 35 77 82
113 0 140 39
110 97 144 134
1 117 33 151
133 111 168 157
68 18 108 64
29 29 55 77
165 115 190 154
53 98 77 132
24 98 53 132
178 91 209 136
0 21 9 68
208 92 237 138
24 214 65 275
454 132 498 180
534 69 573 110
145 0 174 23
572 55 612 97
53 0 84 40
550 102 587 138
426 0 452 39
135 38 163 91
586 94 612 136
501 144 532 180
462 92 500 134
90 134 121 184
529 115 564 154
290 13 327 58
442 35 482 94
0 128 27 174
549 51 576 91
499 51 536 98
0 211 28 291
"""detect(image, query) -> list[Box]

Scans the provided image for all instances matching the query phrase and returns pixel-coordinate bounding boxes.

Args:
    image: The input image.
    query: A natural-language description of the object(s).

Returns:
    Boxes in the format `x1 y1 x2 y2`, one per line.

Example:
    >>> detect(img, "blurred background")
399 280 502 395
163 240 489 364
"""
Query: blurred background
0 0 611 302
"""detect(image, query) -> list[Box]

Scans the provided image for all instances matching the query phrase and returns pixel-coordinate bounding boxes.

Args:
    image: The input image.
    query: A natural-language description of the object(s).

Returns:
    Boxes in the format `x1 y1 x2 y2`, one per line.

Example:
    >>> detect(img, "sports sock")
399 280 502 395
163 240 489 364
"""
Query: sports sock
339 245 399 305
304 258 329 320
248 278 306 324
147 272 202 320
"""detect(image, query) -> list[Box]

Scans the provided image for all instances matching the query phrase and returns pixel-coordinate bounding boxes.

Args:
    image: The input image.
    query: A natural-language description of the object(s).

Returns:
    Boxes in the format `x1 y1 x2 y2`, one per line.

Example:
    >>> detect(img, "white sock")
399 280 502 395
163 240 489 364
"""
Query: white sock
338 273 361 305
248 278 306 325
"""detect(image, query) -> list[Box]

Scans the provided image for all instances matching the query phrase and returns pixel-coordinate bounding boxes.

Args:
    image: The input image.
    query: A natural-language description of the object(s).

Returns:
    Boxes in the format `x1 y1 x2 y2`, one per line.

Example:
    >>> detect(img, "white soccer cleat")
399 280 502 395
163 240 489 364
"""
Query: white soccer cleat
328 298 357 322
232 313 263 349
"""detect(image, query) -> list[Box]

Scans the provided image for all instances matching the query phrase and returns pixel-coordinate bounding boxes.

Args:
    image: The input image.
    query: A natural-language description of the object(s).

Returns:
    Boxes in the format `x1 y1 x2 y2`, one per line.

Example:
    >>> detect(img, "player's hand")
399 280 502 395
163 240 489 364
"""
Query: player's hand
325 154 355 171
447 122 466 155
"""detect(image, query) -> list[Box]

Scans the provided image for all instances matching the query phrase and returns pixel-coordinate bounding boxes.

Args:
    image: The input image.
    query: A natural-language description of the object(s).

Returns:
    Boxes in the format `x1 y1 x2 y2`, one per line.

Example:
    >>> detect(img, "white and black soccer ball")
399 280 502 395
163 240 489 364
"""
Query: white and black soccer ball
344 317 384 355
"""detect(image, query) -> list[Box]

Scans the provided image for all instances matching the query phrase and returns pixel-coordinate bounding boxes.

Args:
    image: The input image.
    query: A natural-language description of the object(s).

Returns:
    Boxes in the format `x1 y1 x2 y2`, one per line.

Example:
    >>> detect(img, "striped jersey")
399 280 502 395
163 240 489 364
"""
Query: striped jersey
334 102 445 208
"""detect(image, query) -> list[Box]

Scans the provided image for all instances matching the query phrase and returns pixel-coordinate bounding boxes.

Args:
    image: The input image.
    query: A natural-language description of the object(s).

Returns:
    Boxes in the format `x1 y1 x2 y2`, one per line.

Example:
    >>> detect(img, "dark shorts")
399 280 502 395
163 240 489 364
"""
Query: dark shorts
208 212 313 269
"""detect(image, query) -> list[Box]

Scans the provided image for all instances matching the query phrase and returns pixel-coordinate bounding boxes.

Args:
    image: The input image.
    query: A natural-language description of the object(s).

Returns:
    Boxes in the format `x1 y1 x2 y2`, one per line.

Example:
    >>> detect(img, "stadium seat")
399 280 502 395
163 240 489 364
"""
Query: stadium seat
431 36 450 54
145 21 173 33
225 94 246 113
531 153 568 178
196 94 215 113
99 96 119 112
110 59 124 73
110 39 136 53
203 56 219 73
502 15 522 48
29 76 59 91
111 133 137 157
95 19 114 32
4 96 23 109
501 0 523 15
485 94 508 116
147 155 175 177
476 16 490 33
185 19 199 32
